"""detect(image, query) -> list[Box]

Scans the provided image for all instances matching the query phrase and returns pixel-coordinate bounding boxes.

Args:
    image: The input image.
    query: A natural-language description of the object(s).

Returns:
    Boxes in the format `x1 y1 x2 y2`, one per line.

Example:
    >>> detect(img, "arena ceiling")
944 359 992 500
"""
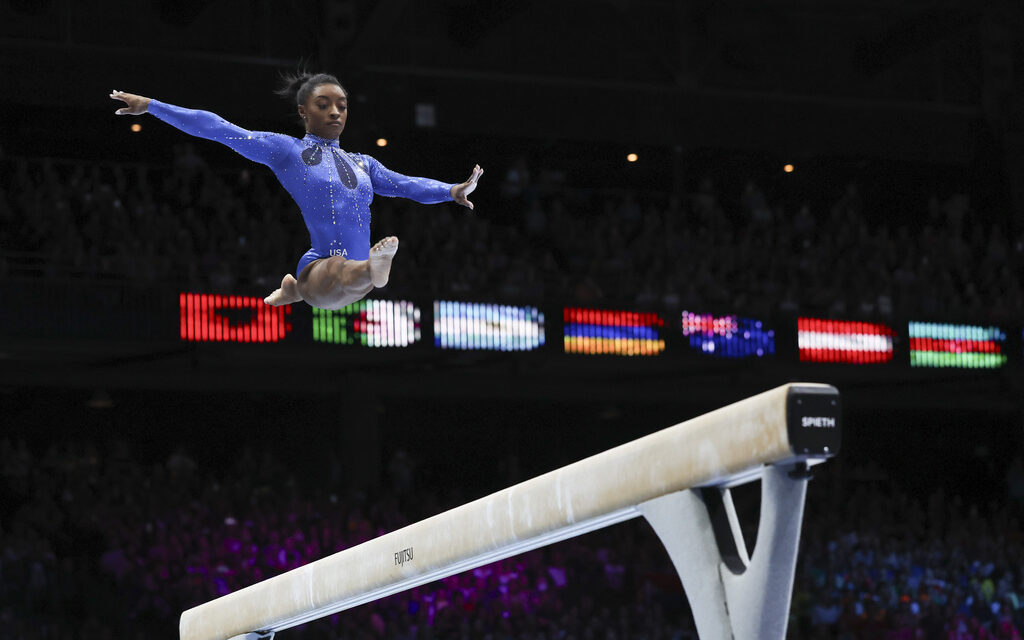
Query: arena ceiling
0 0 1019 160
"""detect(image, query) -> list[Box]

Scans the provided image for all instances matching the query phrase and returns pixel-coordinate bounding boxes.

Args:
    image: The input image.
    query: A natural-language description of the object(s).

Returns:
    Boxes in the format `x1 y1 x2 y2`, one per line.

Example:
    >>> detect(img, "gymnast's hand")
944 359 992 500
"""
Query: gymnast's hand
450 164 483 210
110 89 151 115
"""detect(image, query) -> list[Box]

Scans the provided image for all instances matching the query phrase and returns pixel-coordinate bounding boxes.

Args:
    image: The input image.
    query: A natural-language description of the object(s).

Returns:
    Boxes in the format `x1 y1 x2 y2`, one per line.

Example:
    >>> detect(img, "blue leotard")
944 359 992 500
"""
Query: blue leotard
147 100 456 278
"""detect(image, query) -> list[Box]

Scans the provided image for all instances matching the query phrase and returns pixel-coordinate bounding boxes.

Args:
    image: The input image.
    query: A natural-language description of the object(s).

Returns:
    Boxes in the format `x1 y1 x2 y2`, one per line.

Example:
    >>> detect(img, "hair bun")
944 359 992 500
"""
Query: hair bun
274 69 344 106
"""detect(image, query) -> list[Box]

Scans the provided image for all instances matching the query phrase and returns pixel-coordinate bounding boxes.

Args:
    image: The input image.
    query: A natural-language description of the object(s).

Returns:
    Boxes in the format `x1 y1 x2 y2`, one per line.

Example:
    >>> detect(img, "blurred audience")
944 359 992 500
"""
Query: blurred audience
2 149 1022 321
4 435 1024 639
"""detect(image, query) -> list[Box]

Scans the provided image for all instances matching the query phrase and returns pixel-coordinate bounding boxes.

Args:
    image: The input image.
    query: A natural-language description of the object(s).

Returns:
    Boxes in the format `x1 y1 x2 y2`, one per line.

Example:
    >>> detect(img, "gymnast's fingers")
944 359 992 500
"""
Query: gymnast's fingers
110 90 131 114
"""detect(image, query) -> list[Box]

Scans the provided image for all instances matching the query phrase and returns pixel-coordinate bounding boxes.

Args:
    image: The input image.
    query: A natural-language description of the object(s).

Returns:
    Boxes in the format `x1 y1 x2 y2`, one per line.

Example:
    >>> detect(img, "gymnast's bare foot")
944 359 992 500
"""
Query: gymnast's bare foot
368 236 399 288
264 273 302 306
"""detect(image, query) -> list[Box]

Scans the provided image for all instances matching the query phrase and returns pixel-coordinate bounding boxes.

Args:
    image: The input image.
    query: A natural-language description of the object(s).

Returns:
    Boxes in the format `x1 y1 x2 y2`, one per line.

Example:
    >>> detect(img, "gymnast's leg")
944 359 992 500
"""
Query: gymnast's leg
266 237 400 309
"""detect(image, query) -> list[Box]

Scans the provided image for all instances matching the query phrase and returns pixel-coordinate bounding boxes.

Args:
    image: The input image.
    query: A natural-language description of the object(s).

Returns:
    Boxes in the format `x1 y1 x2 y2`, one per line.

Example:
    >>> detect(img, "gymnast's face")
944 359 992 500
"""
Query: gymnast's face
299 83 348 140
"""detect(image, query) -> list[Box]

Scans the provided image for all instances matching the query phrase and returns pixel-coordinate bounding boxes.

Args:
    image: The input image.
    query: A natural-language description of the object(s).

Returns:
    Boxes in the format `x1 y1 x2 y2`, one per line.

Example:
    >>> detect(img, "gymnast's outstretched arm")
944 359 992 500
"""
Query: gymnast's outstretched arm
109 89 291 168
363 156 483 209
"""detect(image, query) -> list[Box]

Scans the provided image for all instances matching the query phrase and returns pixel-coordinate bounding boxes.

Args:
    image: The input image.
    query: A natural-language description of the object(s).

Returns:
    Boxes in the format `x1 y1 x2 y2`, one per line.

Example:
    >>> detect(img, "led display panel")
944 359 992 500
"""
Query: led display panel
797 317 894 364
433 301 545 351
908 322 1007 368
681 311 775 358
563 308 665 356
312 300 421 347
179 293 291 343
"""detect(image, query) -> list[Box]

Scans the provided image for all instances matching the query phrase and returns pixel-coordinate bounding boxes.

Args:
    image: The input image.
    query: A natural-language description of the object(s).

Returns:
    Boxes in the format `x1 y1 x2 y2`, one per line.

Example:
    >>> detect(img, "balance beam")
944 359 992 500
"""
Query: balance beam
181 383 840 640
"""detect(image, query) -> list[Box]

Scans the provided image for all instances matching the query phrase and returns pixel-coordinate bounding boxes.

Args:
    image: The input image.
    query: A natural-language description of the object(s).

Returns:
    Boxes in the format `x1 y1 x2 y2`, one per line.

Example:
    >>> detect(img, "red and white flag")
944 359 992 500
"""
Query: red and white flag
798 317 894 364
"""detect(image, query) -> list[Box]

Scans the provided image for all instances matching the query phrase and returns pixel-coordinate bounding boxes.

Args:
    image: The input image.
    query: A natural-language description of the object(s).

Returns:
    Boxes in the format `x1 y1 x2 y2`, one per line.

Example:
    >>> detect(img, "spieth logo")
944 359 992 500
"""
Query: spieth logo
802 416 837 428
395 547 414 567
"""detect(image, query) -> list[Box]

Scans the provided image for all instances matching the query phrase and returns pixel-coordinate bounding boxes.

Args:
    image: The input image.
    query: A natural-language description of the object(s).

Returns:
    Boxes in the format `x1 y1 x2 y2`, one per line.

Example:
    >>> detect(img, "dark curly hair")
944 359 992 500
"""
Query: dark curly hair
275 70 346 123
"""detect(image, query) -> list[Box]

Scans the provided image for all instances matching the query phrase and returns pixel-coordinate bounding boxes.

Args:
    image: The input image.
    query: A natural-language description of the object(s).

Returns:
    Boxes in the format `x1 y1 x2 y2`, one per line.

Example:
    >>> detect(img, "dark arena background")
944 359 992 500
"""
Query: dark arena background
3 1 1024 639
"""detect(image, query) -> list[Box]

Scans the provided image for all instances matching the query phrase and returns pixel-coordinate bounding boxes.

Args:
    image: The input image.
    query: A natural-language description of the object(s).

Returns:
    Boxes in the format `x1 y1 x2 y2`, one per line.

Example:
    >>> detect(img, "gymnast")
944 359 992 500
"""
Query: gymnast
109 72 482 309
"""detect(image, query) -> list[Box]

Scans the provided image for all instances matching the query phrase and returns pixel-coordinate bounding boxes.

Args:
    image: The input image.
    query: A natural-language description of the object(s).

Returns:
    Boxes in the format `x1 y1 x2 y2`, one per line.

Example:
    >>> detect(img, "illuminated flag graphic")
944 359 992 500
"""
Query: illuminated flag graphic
179 293 291 343
909 322 1006 369
681 311 774 358
798 317 894 364
433 301 545 351
312 300 421 347
563 308 665 356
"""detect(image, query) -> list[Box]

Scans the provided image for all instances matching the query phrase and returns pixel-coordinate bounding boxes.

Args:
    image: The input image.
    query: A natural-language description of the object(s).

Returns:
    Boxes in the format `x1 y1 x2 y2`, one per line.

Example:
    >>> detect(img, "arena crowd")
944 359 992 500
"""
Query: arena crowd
1 145 1021 322
4 435 1024 639
4 141 1024 640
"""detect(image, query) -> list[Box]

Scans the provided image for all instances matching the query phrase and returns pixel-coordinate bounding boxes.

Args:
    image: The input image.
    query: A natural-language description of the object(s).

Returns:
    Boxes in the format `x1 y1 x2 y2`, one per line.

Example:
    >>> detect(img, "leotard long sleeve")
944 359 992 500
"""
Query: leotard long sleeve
147 99 457 277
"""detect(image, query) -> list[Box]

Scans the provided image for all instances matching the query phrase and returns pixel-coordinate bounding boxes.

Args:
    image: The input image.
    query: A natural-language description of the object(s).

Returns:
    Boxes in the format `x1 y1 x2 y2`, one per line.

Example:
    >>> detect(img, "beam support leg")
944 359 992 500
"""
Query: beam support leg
638 463 810 640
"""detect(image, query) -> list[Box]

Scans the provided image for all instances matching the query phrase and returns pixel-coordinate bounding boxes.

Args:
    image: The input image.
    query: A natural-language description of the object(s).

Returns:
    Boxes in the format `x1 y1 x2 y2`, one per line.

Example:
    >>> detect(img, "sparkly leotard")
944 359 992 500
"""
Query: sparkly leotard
147 100 456 278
